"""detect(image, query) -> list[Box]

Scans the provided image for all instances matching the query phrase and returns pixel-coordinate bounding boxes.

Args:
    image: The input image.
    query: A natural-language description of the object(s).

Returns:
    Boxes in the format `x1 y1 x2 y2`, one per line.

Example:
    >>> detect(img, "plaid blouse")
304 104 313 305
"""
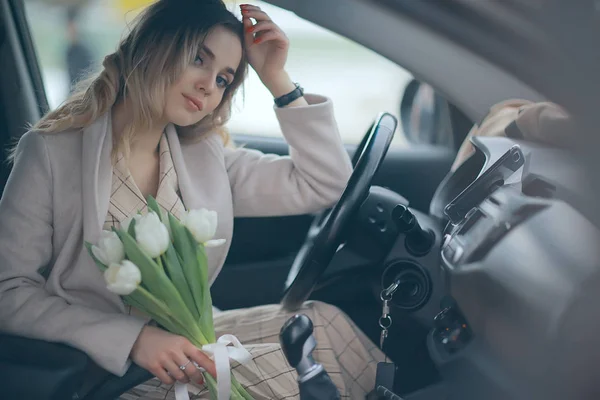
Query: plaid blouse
103 133 185 231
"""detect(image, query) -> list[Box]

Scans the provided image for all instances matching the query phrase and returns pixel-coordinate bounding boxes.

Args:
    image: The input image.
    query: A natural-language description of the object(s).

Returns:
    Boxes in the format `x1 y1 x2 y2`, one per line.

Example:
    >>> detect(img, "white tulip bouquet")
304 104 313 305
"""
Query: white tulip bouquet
86 196 254 400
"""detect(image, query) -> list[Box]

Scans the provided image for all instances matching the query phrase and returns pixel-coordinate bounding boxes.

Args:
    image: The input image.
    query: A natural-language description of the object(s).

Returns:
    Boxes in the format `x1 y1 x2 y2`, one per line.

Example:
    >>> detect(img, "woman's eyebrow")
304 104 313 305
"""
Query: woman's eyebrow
201 45 236 76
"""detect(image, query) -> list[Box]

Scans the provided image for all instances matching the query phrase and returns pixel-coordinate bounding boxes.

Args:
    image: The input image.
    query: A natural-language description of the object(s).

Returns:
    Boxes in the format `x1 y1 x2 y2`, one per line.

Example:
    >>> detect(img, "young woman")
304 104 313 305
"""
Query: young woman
0 0 384 398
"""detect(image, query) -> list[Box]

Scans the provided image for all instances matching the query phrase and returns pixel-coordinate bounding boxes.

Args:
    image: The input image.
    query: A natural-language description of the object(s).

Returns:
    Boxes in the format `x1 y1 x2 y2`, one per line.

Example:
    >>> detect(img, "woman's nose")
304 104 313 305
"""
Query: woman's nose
195 74 215 95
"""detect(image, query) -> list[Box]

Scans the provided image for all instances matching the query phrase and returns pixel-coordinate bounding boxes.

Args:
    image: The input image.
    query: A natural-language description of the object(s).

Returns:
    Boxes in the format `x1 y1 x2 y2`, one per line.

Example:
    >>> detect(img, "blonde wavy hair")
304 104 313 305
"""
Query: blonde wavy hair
30 0 247 160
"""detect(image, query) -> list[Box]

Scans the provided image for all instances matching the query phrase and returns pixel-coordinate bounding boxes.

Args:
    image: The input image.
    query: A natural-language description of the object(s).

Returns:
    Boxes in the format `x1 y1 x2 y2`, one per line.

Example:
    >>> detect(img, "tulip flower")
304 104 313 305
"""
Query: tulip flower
104 260 141 295
182 209 219 243
91 230 125 266
135 211 170 258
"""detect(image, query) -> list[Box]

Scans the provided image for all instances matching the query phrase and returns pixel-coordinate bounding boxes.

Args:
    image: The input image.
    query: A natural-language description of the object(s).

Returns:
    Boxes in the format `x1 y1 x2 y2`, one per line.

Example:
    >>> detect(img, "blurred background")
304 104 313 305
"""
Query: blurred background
23 0 414 146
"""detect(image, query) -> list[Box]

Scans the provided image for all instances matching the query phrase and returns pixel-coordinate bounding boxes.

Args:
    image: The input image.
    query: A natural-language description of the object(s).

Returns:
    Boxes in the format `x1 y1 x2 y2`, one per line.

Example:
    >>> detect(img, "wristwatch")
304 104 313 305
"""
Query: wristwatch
274 83 304 108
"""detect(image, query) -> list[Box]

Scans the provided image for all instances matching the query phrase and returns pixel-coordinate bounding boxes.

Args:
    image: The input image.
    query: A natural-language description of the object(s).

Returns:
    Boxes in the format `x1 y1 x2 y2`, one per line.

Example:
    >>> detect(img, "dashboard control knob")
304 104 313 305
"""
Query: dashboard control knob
392 205 435 256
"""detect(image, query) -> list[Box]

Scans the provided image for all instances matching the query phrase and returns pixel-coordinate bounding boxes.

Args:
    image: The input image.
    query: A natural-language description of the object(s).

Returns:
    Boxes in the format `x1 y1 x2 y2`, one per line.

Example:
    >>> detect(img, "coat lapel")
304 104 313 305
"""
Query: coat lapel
165 124 228 211
82 112 113 244
165 126 234 285
80 112 125 312
165 124 195 209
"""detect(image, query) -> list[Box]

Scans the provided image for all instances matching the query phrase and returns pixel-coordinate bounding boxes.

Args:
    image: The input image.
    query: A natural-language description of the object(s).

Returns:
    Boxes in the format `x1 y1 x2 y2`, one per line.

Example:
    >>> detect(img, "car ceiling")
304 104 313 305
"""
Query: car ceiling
263 0 545 123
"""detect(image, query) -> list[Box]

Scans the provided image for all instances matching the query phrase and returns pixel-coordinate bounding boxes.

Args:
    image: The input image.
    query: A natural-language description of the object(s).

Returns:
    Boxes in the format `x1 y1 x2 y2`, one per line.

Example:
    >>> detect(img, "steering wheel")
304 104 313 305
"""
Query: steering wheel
281 112 397 311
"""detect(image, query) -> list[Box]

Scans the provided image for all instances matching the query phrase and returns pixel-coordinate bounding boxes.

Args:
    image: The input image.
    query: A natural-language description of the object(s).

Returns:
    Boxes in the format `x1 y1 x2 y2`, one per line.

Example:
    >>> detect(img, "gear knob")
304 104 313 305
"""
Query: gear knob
280 314 341 400
279 314 319 379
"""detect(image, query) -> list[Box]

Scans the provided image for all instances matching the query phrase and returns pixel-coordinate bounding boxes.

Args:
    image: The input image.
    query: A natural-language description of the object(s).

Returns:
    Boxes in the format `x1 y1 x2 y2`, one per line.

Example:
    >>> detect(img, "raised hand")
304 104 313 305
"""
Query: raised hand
240 4 293 96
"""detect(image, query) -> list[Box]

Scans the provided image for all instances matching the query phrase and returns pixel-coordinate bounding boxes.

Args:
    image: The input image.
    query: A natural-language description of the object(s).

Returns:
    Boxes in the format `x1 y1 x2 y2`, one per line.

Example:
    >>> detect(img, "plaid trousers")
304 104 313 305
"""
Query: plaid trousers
120 301 384 400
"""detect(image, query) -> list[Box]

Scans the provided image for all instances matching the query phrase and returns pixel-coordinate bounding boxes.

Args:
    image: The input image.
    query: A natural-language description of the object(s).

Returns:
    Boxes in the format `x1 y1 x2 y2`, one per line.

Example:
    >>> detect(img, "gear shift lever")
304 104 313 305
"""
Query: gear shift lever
280 314 320 380
280 314 340 400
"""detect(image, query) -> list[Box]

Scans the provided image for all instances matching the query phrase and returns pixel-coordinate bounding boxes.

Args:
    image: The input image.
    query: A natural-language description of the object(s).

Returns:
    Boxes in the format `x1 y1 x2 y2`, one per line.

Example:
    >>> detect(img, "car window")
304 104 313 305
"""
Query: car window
24 0 413 147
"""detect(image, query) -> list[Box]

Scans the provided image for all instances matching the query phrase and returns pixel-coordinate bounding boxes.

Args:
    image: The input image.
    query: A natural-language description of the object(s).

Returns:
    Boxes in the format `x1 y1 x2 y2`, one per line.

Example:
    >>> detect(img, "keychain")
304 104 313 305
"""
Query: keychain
379 280 399 353
374 279 402 397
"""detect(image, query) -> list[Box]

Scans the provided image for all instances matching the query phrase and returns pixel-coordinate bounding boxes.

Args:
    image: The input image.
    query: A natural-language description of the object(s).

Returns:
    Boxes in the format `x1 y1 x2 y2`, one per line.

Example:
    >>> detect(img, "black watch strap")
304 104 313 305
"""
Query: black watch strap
274 83 304 108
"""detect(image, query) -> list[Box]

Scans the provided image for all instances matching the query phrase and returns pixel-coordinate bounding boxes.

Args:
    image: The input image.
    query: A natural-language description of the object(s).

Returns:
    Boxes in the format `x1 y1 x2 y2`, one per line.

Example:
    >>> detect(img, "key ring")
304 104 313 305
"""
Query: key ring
379 279 402 354
379 315 392 329
381 280 401 301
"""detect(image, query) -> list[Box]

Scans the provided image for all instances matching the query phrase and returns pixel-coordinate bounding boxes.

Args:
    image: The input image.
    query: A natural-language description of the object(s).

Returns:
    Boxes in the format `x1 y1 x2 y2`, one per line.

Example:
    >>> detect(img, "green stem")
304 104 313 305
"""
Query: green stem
204 374 219 400
202 370 253 399
132 287 209 344
232 377 254 400
123 297 175 332
156 256 164 271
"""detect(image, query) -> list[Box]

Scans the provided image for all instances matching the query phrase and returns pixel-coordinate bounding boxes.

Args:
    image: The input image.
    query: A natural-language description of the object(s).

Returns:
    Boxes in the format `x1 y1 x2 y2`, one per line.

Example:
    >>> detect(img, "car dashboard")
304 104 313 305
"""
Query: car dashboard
317 132 599 398
420 136 600 399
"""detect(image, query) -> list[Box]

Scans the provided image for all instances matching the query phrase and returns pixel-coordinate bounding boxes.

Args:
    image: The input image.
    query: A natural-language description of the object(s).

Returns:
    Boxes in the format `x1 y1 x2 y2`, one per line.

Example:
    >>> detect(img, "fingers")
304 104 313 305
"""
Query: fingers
162 357 190 384
185 345 217 378
253 30 283 45
246 21 283 45
242 14 255 47
243 20 287 47
240 4 271 22
241 4 287 45
151 362 175 385
131 328 209 387
173 353 205 385
246 20 277 35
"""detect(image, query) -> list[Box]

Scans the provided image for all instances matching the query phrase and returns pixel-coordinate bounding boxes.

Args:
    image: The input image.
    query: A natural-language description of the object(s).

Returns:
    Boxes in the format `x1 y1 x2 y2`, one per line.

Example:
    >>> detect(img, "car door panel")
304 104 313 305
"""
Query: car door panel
212 134 455 309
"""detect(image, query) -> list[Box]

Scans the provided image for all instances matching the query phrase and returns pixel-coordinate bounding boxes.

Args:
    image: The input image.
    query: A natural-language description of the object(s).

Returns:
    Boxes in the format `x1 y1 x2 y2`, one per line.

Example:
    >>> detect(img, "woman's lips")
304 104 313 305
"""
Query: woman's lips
183 94 203 112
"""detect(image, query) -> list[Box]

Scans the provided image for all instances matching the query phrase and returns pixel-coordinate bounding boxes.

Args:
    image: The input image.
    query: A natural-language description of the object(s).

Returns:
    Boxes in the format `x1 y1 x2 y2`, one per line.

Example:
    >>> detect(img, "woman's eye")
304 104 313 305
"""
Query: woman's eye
193 55 203 65
216 76 229 89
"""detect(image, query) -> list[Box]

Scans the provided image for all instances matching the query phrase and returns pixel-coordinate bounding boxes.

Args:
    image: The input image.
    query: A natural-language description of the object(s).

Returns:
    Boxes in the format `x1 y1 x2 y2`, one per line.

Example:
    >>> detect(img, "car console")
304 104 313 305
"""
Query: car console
424 136 600 399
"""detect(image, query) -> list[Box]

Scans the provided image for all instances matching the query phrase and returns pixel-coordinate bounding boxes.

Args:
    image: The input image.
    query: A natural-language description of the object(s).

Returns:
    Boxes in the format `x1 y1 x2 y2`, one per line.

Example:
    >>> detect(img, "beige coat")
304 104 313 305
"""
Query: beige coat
0 94 352 377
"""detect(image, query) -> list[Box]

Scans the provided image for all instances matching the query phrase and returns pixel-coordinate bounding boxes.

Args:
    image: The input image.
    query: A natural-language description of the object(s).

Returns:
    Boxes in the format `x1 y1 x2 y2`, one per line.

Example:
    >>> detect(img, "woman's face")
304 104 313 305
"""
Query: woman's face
164 25 242 127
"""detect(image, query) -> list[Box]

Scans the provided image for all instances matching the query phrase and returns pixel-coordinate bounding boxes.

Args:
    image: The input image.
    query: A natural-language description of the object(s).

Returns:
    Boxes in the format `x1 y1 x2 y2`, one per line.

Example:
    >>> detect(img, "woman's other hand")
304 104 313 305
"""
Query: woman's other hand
241 4 294 97
130 325 216 385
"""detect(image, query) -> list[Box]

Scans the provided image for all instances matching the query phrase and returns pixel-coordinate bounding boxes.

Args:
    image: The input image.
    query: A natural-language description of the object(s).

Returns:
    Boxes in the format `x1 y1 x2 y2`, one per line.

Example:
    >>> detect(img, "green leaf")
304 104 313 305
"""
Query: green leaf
195 240 215 343
127 215 137 238
161 245 200 321
146 195 161 216
232 378 254 400
169 214 205 320
126 287 207 342
84 241 108 271
204 375 219 400
114 228 201 338
169 215 218 342
127 286 168 314
123 293 177 333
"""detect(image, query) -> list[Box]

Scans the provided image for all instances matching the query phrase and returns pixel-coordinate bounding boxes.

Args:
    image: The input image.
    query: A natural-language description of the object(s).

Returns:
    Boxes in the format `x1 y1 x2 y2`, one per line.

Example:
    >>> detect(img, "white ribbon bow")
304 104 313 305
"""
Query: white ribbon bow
174 334 252 400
